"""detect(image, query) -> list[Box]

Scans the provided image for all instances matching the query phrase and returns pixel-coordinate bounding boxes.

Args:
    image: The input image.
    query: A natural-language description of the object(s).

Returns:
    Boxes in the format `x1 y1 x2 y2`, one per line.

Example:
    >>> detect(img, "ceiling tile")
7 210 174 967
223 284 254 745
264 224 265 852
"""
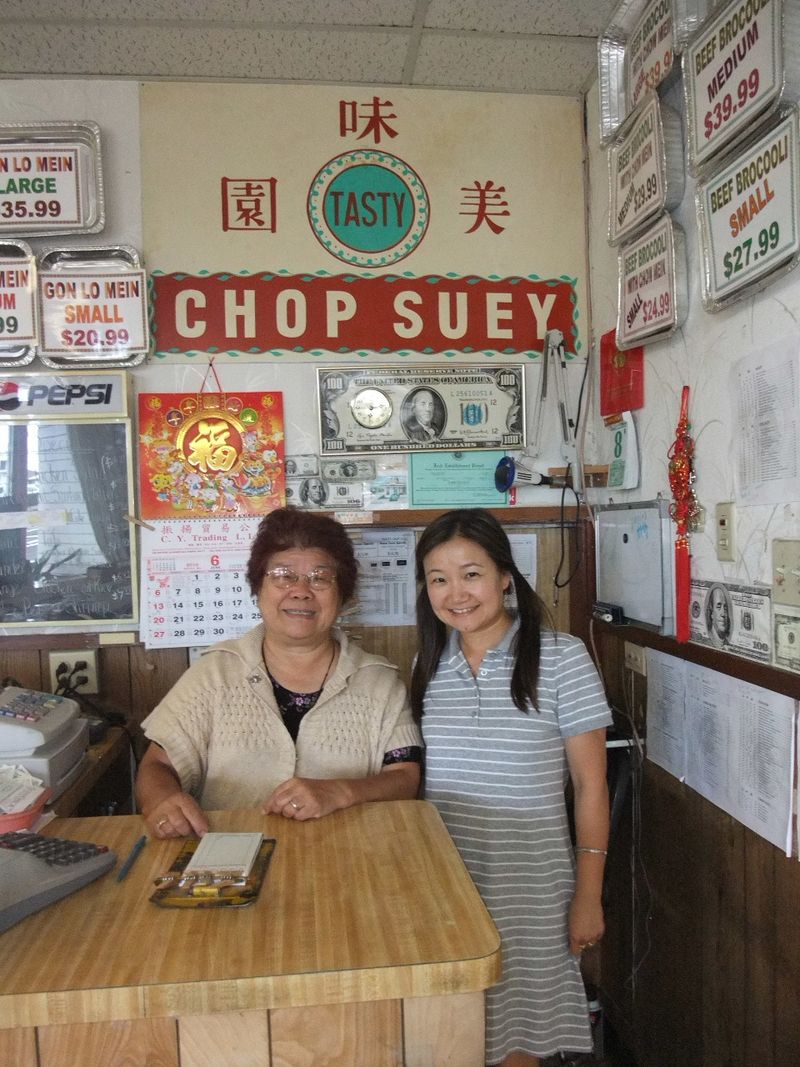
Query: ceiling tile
0 1 418 25
424 0 619 37
0 24 408 82
413 33 598 94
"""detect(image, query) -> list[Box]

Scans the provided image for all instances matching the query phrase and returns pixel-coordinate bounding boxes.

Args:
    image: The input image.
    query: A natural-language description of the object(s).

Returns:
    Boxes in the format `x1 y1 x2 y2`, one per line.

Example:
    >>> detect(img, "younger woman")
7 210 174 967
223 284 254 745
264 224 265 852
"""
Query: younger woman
411 509 611 1067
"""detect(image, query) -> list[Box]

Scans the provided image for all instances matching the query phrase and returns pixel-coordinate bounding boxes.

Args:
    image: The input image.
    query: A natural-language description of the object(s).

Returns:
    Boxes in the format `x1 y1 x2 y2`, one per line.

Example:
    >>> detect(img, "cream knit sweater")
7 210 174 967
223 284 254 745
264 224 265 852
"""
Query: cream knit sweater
141 625 420 811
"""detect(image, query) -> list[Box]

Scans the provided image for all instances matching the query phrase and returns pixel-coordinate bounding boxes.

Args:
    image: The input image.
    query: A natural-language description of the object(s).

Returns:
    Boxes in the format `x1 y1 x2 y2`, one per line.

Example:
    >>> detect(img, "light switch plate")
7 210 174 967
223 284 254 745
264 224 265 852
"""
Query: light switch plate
714 502 735 562
624 641 647 676
773 539 800 608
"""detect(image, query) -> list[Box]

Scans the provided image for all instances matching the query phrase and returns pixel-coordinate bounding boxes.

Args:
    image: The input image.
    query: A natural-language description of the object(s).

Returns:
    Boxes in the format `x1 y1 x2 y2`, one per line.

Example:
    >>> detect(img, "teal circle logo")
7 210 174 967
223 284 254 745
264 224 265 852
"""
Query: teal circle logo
307 150 429 267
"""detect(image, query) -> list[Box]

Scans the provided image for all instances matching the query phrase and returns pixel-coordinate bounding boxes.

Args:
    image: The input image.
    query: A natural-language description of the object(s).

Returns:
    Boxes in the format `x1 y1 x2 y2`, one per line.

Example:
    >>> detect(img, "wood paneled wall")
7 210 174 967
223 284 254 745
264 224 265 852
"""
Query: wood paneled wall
594 621 800 1067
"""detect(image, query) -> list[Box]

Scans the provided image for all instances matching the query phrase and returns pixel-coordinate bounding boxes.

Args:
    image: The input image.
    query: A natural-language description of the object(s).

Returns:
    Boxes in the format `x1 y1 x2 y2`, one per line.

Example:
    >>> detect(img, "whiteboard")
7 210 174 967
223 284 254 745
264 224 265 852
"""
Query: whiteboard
595 502 674 633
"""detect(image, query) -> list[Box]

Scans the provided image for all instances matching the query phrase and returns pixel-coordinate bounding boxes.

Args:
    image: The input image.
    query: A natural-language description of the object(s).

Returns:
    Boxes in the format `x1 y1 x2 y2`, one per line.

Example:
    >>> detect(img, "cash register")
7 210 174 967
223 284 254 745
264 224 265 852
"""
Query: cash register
0 686 89 802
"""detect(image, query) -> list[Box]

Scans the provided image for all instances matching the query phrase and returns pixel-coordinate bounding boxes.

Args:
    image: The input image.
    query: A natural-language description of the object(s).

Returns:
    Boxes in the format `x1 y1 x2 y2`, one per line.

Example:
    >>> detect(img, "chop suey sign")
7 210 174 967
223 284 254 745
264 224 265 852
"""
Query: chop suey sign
151 272 578 357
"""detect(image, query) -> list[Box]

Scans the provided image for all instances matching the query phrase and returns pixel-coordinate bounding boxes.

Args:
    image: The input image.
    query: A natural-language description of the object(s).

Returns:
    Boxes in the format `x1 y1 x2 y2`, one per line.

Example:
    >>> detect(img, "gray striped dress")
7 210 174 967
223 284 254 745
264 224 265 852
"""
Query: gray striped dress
421 621 612 1063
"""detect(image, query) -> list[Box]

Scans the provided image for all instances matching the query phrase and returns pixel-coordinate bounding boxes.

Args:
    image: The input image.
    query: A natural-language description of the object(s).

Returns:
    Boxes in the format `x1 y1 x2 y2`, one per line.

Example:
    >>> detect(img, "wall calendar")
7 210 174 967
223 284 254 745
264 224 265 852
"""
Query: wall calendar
139 518 261 649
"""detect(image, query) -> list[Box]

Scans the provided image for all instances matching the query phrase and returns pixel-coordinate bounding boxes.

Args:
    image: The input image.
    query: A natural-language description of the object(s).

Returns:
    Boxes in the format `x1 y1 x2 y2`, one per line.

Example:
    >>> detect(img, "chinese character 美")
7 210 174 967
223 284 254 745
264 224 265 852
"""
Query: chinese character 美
186 420 239 473
339 97 398 143
221 177 277 232
459 180 510 234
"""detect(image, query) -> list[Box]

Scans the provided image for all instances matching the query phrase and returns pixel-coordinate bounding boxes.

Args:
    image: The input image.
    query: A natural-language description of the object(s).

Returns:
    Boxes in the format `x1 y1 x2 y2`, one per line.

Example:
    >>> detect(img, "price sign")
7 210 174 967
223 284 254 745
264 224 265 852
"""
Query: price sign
697 110 800 310
0 254 37 345
608 94 683 245
685 0 783 173
627 0 675 111
38 268 149 359
0 122 104 234
617 215 686 348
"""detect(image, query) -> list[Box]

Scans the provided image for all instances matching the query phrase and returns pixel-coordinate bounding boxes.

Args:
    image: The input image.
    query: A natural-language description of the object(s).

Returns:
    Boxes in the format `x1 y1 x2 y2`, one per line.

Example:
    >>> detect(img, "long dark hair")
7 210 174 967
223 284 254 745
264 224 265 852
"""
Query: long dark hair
410 509 549 720
246 506 358 603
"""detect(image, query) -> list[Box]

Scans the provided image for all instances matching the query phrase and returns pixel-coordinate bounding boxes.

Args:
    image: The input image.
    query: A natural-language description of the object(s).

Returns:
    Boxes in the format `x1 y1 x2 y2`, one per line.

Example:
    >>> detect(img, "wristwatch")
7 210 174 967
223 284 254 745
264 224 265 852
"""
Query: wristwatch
350 387 392 429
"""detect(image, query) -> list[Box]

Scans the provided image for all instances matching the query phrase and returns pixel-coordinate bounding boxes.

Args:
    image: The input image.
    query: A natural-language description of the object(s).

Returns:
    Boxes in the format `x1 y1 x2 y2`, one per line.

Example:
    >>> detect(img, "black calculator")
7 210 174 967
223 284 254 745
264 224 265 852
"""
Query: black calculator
0 831 116 933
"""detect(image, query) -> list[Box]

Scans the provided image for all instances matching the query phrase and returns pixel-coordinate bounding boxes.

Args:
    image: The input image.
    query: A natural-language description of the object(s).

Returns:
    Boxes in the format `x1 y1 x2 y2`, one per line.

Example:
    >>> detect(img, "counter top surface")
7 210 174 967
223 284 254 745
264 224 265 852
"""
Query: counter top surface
0 800 501 1029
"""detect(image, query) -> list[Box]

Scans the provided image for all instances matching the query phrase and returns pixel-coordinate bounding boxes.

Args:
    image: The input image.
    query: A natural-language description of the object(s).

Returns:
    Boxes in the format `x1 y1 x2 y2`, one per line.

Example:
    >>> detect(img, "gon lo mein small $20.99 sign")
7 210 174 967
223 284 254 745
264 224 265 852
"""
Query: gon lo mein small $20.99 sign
138 391 285 519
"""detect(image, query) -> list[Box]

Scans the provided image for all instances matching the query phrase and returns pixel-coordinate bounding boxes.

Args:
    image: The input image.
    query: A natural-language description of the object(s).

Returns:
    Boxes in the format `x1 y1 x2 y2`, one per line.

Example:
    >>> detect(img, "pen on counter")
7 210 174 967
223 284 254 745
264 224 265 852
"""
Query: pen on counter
116 834 148 883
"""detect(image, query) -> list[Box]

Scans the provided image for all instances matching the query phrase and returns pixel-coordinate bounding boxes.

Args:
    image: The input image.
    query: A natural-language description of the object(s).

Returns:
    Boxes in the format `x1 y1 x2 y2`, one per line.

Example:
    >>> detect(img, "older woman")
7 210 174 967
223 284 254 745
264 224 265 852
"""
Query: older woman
136 507 421 838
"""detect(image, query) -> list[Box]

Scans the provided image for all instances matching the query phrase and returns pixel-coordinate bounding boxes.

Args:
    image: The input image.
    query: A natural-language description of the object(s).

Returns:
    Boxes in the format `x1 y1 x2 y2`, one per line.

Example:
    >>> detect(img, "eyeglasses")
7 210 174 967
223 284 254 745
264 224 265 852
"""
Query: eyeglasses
265 565 337 591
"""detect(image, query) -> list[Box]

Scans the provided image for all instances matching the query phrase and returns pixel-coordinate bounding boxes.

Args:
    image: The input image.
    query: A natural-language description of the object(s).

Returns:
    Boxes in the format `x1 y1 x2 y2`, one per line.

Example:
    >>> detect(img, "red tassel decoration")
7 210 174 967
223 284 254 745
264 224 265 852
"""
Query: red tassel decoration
668 387 699 643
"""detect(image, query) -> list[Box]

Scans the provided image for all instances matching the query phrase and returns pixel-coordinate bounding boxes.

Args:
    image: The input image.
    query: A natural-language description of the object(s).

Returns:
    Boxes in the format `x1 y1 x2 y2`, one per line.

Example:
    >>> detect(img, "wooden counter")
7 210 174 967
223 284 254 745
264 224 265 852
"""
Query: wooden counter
0 801 501 1067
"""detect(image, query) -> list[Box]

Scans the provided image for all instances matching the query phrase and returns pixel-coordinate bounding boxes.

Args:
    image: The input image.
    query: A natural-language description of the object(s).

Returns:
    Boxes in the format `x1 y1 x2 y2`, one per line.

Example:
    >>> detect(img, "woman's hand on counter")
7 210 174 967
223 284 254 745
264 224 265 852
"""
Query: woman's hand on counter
263 763 420 821
263 776 350 821
146 794 210 838
136 741 209 837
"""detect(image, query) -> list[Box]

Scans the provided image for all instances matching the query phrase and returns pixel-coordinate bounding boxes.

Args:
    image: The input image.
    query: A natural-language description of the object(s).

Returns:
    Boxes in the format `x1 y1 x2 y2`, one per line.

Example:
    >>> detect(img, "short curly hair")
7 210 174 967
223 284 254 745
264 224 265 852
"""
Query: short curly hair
246 506 358 603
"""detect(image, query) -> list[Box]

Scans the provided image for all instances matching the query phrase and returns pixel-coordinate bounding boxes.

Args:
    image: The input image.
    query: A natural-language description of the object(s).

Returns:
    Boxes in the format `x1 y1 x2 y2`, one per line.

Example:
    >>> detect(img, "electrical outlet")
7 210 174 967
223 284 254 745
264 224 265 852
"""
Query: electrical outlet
624 641 647 676
48 650 99 695
715 502 735 562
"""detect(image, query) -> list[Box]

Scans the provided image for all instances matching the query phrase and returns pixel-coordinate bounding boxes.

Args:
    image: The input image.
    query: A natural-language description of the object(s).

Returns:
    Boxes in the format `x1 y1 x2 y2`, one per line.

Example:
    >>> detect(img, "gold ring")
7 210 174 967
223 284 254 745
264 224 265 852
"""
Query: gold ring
289 800 299 810
157 818 168 828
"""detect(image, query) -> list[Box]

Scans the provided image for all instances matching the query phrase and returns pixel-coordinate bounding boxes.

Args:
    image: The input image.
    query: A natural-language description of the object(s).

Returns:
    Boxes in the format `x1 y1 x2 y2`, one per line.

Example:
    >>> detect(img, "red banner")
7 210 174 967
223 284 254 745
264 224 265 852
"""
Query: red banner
599 329 644 416
151 272 578 356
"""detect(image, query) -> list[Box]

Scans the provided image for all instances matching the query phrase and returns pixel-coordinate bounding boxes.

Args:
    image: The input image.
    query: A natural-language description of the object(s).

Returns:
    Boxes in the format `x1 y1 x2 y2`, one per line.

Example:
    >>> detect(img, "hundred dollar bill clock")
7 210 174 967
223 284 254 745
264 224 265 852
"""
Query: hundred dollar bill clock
350 387 393 429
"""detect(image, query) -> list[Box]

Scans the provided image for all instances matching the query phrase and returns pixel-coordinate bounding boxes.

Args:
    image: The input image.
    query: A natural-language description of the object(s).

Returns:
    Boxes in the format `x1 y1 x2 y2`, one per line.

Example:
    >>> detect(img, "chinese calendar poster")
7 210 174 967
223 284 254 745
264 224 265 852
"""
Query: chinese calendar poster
138 391 285 518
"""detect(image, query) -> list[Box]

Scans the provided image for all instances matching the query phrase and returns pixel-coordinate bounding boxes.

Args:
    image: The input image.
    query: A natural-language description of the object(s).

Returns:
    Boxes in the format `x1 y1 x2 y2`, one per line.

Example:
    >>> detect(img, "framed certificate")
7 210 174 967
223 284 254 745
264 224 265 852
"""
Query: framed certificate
317 366 524 455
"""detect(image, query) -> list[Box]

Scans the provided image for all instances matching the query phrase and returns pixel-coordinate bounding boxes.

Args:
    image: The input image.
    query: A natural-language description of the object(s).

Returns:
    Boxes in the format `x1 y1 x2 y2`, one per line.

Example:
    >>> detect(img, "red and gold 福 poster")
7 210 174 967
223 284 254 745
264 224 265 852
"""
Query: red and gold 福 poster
138 391 284 519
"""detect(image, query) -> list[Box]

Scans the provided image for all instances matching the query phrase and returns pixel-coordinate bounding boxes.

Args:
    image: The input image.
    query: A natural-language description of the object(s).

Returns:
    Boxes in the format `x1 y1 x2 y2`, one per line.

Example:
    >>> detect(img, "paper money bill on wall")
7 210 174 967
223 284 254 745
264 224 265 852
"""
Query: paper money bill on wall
317 366 524 454
285 477 364 510
284 454 319 477
689 579 772 663
320 458 377 481
774 605 800 672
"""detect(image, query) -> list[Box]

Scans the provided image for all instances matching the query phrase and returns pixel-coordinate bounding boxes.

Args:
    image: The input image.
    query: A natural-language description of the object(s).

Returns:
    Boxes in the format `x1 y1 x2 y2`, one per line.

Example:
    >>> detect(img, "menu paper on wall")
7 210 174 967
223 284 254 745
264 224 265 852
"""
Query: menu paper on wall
731 335 800 506
617 214 687 348
683 0 798 174
347 530 417 626
0 121 104 235
608 93 684 245
646 650 796 853
696 109 800 311
684 662 795 855
645 648 687 779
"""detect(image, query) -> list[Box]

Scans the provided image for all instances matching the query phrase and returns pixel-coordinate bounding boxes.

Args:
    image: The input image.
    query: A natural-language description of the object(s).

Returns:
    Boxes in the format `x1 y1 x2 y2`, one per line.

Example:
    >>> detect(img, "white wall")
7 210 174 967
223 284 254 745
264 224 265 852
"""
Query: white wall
584 77 799 590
